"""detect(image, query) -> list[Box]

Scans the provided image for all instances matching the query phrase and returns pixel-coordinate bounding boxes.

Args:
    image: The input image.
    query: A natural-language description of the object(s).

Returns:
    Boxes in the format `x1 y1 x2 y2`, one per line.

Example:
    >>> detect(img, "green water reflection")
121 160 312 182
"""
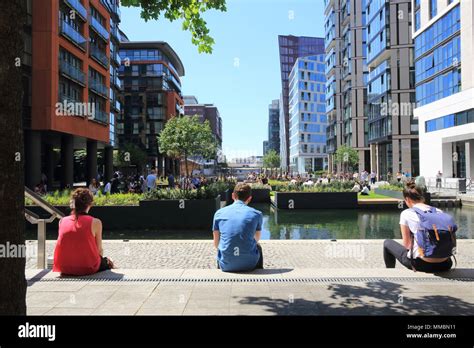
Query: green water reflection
253 204 473 240
29 204 473 240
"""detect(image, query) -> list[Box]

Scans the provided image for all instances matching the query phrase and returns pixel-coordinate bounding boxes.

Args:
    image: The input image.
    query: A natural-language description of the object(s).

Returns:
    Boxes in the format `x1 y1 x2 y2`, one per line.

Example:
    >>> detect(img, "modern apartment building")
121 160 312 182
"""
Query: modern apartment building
118 41 185 175
25 0 121 189
366 0 418 179
324 0 370 173
412 0 473 179
183 95 223 148
278 35 325 170
263 141 269 155
263 99 280 155
288 55 328 173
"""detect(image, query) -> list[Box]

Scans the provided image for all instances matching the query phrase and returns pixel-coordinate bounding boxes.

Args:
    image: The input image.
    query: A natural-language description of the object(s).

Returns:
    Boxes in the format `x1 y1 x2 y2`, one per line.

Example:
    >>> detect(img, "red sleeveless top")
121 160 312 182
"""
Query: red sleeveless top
53 214 101 275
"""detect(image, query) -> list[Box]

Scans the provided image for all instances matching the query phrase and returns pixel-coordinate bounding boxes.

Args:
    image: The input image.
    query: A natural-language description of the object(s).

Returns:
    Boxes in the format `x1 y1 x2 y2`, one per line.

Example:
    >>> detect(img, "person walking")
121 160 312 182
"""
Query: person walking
436 170 443 189
146 169 157 192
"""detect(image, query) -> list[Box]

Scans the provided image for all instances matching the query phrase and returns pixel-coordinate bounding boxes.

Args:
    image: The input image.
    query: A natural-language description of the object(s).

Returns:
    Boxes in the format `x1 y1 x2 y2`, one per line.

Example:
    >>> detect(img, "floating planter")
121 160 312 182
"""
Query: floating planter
26 195 221 231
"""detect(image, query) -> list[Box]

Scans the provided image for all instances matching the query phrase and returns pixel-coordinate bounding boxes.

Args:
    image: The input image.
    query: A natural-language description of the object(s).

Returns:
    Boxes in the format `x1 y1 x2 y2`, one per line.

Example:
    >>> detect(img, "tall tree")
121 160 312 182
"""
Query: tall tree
1 0 225 315
263 150 280 175
0 0 27 315
335 145 359 173
114 143 148 173
158 116 217 177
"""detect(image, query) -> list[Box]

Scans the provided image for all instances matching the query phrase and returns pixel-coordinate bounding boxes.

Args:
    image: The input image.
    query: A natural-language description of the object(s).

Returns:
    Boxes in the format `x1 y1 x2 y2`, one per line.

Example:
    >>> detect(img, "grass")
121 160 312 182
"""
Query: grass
358 191 394 200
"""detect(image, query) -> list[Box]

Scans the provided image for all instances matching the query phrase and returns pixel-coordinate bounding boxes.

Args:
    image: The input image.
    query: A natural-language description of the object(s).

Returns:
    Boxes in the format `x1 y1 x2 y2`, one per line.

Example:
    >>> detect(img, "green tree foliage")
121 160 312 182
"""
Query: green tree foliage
114 143 148 169
335 145 359 171
120 0 227 53
158 116 217 176
263 150 280 169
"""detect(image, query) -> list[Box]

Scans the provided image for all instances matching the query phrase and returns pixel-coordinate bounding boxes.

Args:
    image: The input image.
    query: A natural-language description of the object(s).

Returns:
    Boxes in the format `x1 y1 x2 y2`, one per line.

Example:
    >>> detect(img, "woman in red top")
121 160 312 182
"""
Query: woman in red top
53 188 114 275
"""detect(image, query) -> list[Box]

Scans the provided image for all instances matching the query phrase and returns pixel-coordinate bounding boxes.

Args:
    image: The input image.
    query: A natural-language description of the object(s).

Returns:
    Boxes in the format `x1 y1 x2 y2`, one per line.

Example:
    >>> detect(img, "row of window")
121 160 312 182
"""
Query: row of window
425 109 474 133
414 5 460 59
119 49 179 77
368 115 392 141
415 68 461 107
415 35 460 84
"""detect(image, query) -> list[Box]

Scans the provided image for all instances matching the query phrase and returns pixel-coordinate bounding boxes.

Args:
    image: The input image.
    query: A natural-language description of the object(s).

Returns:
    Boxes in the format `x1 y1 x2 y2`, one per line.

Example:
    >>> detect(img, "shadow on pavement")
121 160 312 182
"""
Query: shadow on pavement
236 280 474 315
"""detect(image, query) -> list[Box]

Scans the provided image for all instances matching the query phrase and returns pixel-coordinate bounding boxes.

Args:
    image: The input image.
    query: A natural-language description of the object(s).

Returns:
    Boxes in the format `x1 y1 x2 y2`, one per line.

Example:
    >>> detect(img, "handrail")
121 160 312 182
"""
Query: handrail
25 186 65 219
24 187 65 269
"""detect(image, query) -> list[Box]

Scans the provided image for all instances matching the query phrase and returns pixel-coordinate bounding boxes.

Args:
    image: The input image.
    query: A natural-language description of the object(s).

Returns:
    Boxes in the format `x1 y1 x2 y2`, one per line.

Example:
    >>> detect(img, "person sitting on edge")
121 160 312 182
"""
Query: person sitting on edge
360 184 370 196
212 183 263 272
383 181 456 273
53 188 114 276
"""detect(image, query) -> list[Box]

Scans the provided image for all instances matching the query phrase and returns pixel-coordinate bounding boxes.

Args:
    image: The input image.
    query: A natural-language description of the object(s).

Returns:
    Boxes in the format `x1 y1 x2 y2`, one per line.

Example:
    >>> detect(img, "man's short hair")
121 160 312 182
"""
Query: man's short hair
233 183 252 201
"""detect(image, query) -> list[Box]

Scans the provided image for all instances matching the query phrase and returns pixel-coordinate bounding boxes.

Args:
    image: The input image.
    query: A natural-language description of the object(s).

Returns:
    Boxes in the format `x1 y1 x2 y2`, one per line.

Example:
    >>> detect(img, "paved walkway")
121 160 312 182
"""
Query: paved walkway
24 240 474 315
25 240 474 269
25 268 474 315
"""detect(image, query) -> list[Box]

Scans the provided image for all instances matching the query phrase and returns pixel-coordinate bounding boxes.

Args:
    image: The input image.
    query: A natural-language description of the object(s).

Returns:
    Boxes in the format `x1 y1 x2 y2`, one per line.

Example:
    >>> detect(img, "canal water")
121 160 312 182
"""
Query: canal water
94 204 474 240
254 204 473 240
30 205 473 240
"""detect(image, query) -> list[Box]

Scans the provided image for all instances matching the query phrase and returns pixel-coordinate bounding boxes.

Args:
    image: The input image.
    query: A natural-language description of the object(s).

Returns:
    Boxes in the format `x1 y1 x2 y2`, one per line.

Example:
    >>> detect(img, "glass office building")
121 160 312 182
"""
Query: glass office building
278 35 325 170
288 55 328 174
366 0 418 179
413 0 474 179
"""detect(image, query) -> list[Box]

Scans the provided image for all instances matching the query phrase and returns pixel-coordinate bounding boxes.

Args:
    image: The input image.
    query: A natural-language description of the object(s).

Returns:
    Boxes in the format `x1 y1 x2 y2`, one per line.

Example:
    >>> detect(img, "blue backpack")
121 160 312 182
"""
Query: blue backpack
412 206 457 260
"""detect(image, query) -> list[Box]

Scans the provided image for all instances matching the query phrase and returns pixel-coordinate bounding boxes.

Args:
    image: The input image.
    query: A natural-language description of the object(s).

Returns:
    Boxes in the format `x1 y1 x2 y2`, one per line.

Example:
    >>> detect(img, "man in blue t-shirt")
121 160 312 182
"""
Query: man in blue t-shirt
212 183 263 272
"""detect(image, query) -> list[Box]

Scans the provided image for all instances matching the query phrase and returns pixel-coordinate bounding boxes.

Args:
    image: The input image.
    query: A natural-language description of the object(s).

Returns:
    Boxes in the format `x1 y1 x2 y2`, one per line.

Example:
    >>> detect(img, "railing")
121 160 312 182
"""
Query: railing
24 187 65 269
424 177 471 195
90 16 109 41
89 78 109 98
91 108 109 123
111 50 121 65
112 75 122 88
59 20 87 50
58 93 80 106
90 45 109 67
64 0 87 20
59 60 86 85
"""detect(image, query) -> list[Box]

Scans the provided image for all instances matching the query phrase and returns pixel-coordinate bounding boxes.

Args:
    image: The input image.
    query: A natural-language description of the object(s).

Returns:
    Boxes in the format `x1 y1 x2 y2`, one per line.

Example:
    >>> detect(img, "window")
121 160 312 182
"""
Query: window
414 9 420 31
429 0 437 19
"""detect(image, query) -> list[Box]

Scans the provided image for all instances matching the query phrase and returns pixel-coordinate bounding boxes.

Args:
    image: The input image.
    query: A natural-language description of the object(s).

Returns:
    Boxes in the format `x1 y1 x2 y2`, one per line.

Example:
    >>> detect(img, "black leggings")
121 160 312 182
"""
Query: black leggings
98 256 112 272
383 239 452 273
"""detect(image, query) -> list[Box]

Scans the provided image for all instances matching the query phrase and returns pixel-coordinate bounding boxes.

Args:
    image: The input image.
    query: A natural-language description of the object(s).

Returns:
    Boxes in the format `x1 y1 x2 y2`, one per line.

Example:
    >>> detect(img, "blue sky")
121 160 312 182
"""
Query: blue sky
119 0 326 159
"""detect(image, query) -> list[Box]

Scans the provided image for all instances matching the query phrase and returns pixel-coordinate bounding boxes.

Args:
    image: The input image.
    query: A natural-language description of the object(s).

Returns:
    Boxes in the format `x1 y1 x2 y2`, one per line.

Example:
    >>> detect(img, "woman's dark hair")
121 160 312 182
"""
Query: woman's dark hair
402 180 425 203
70 188 94 220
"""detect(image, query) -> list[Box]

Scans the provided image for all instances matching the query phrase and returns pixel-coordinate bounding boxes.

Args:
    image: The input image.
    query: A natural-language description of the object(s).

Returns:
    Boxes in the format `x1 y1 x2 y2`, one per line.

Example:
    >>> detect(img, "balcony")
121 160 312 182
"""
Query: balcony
91 109 108 124
111 50 121 65
59 60 86 86
90 45 109 68
112 75 122 88
63 0 87 21
89 78 108 98
90 16 109 41
58 93 80 106
112 99 120 112
111 26 121 42
59 20 87 51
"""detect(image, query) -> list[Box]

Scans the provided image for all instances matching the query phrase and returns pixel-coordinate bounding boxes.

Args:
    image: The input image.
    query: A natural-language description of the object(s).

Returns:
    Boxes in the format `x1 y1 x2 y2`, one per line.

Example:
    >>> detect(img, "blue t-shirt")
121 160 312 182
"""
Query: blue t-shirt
212 200 262 272
146 174 156 189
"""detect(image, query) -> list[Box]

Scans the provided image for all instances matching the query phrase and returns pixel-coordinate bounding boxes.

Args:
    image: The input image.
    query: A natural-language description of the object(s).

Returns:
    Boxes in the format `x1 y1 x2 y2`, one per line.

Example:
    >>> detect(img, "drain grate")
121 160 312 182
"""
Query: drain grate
27 276 473 284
